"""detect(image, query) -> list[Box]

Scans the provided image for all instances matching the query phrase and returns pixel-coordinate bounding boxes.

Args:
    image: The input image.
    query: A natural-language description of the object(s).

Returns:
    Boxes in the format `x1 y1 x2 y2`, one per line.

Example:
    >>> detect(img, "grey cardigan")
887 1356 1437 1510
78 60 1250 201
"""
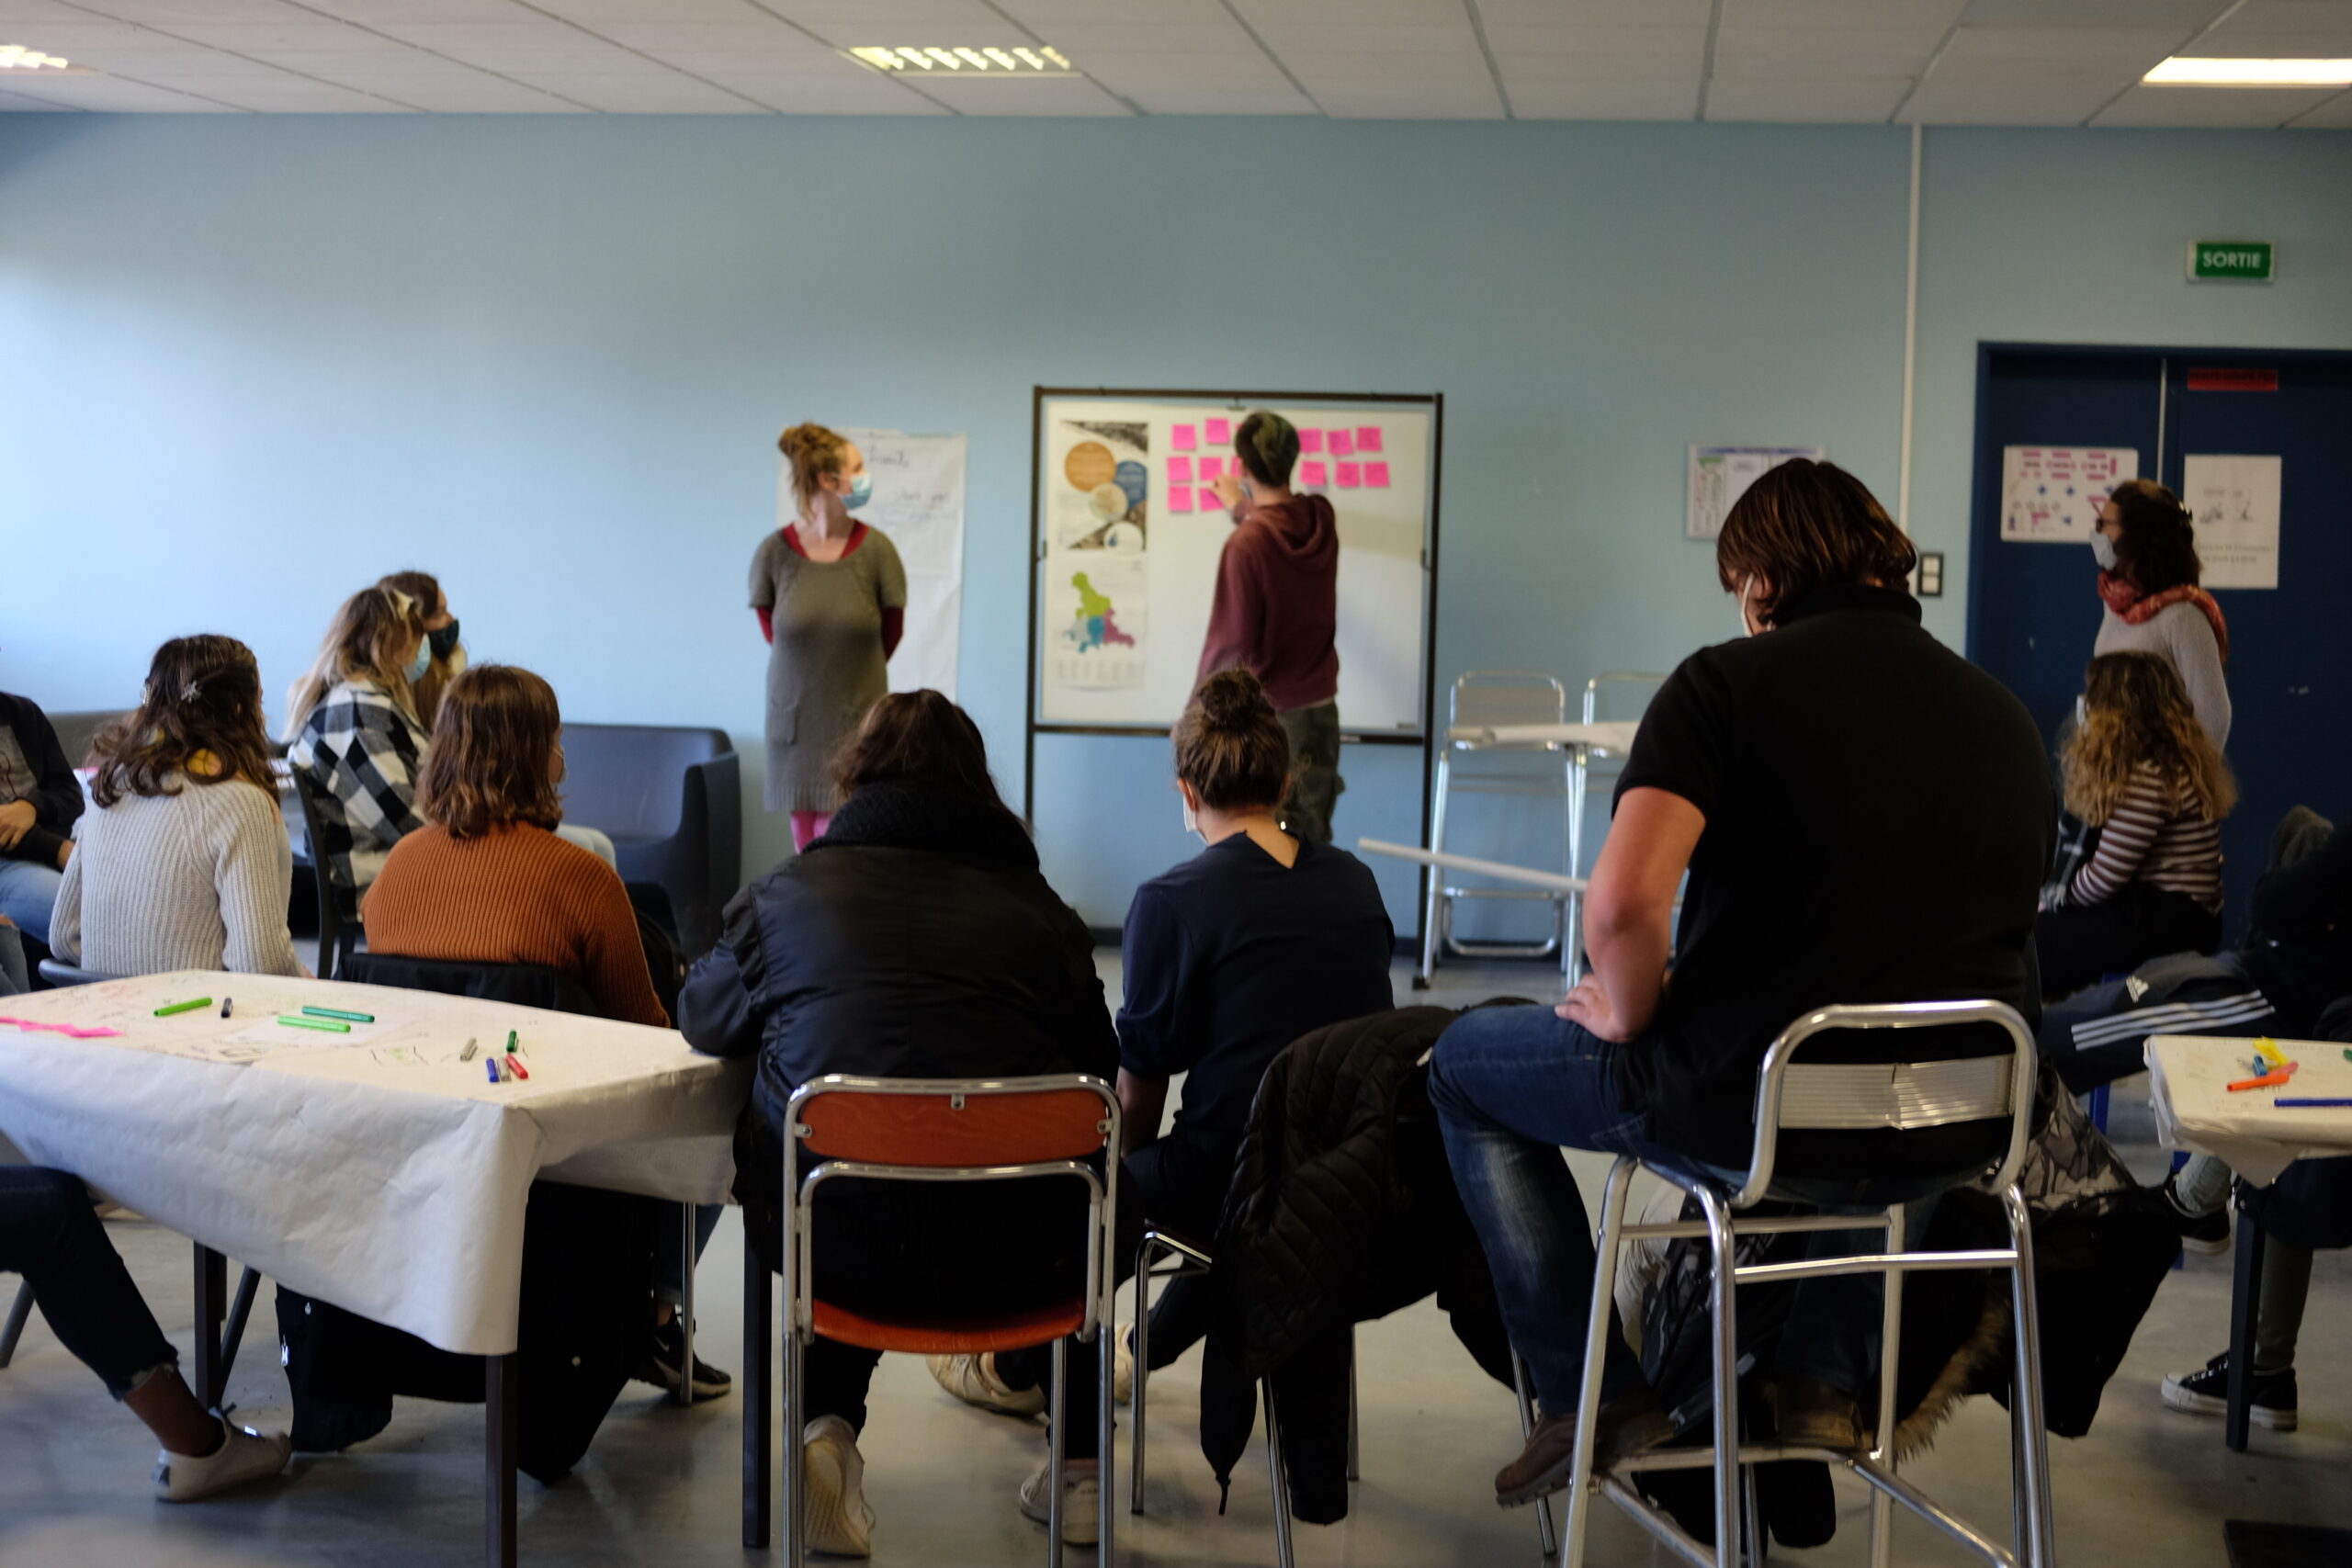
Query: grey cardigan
2094 601 2232 749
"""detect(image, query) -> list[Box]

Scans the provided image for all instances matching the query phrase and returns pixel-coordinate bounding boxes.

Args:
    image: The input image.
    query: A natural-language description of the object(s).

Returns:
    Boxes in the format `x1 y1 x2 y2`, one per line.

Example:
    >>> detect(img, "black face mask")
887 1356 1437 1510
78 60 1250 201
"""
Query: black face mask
427 621 461 660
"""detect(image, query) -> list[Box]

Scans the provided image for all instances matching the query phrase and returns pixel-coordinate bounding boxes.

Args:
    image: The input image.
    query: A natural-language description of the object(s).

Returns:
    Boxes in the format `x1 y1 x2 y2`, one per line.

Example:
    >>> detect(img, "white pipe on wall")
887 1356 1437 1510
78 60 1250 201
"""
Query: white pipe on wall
1898 120 1922 531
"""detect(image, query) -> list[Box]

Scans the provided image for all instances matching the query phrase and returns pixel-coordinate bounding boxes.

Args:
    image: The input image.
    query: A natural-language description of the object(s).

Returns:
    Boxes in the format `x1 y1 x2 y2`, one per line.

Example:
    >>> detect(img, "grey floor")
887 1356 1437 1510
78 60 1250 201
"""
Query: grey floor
4 955 2347 1567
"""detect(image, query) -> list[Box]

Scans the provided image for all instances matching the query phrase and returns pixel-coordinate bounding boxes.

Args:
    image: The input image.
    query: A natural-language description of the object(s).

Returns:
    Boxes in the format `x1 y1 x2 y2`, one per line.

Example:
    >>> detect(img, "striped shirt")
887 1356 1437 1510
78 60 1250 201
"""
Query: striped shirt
2069 762 2223 911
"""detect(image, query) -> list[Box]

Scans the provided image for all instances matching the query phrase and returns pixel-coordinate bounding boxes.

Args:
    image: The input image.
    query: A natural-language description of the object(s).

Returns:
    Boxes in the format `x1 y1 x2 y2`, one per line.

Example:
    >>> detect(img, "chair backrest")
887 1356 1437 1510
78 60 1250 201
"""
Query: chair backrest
559 723 731 840
288 770 349 976
1449 671 1566 731
791 1076 1117 1167
36 959 120 987
1737 999 2037 1208
1581 671 1668 726
46 710 130 771
345 953 600 1018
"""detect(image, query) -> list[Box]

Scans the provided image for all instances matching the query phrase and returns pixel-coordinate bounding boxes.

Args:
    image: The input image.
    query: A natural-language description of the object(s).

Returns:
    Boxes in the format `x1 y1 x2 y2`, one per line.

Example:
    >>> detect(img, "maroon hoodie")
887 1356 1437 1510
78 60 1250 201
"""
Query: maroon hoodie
1194 492 1341 712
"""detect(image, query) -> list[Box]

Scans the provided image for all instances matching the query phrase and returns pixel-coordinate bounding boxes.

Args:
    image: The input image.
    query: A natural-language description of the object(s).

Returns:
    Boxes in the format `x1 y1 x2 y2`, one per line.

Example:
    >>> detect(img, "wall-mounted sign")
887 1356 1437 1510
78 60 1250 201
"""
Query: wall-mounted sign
2000 446 2136 544
2187 367 2279 393
2188 241 2274 282
1686 445 1825 540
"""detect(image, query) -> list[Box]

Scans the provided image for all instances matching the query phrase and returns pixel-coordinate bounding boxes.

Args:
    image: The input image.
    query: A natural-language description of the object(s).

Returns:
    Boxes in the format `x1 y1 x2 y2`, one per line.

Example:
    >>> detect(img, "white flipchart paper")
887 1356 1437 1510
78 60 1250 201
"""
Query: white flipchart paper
2182 454 2281 591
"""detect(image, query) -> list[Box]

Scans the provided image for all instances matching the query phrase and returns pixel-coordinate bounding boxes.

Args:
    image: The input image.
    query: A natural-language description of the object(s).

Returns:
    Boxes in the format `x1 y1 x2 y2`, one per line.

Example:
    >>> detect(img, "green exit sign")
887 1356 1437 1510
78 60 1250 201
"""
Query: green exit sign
2189 241 2274 282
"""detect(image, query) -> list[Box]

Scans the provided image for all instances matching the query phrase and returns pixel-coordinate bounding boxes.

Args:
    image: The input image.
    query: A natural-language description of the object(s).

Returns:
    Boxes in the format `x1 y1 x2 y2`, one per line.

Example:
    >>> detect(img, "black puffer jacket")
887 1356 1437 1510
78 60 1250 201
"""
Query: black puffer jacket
678 777 1118 1228
1199 1006 1515 1523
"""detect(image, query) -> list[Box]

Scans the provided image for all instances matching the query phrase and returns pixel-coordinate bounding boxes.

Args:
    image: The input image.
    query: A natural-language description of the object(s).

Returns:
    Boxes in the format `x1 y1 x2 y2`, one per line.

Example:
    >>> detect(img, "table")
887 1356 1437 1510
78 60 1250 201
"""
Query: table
2144 1033 2352 1452
0 971 747 1566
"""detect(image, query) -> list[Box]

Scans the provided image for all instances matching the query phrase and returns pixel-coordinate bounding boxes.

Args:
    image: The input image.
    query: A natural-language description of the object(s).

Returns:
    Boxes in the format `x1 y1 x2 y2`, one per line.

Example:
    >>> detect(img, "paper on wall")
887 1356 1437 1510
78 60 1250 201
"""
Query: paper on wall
2000 446 2135 544
2183 454 2281 591
835 428 967 698
1687 446 1826 540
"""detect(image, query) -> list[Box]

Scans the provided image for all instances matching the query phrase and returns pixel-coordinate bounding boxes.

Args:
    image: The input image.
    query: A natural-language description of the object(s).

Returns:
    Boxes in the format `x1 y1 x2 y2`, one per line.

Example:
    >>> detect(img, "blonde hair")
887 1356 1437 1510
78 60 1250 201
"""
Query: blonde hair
778 423 851 513
285 584 428 738
2063 652 2235 825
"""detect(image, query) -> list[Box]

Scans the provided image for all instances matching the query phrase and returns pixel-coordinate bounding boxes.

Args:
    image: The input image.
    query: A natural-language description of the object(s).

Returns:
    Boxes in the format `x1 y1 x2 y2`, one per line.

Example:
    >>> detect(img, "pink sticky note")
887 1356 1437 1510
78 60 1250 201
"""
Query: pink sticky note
1167 455 1193 484
1299 460 1329 487
1205 416 1232 444
1199 456 1225 481
1299 429 1325 455
1364 460 1391 488
1199 487 1224 512
1336 462 1362 488
1170 423 1197 451
1329 429 1355 457
1357 426 1384 453
1167 484 1193 513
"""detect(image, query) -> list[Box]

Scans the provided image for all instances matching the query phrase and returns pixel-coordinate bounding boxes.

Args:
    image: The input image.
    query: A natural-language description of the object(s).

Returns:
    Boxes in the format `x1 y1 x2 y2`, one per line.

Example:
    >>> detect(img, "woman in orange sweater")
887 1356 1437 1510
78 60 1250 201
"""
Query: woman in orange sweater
364 663 666 1029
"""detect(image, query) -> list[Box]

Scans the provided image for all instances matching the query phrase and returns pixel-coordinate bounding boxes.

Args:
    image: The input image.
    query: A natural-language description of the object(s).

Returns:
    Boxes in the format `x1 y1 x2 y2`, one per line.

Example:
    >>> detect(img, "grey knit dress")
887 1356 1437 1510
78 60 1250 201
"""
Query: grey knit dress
750 525 908 814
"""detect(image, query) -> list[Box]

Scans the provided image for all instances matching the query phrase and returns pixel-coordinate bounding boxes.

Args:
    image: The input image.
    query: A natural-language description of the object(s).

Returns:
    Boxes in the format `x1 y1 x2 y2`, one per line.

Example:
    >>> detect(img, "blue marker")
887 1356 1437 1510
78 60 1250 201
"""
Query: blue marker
486 1058 503 1085
2275 1097 2352 1108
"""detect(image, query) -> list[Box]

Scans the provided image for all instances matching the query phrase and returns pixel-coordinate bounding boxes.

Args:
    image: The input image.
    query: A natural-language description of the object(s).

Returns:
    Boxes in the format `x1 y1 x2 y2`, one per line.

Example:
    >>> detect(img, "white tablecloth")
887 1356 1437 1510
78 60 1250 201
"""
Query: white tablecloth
0 972 747 1356
2145 1033 2352 1186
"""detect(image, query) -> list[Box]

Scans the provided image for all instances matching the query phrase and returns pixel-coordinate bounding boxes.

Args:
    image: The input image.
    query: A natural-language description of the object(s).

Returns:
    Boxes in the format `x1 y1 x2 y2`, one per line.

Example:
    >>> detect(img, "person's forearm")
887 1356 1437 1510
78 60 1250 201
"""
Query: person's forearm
1116 1069 1169 1156
1585 906 1672 1038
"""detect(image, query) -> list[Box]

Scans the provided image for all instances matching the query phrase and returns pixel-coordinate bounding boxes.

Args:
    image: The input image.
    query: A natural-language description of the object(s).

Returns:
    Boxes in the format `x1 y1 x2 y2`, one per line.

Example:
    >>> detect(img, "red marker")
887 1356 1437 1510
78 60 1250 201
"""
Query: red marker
503 1055 528 1081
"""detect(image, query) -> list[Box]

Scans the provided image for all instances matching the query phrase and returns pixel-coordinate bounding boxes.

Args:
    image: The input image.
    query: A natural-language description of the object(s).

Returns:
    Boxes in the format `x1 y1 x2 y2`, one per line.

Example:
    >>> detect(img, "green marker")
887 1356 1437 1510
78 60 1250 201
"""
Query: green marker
278 1014 350 1033
507 1029 522 1057
301 1006 375 1024
153 998 213 1017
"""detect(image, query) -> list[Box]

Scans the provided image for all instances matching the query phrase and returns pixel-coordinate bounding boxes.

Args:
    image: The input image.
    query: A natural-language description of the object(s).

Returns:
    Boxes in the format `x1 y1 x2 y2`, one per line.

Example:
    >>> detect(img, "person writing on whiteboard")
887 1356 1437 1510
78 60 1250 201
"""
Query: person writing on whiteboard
2090 479 2229 747
1200 411 1343 843
752 423 909 852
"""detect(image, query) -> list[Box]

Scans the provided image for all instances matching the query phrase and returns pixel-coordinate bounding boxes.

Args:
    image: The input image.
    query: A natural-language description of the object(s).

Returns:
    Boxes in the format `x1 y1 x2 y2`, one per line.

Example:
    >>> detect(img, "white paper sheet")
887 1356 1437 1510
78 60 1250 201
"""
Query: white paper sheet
1999 446 2136 544
2145 1034 2352 1187
2182 454 2282 590
1687 445 1826 541
836 428 967 699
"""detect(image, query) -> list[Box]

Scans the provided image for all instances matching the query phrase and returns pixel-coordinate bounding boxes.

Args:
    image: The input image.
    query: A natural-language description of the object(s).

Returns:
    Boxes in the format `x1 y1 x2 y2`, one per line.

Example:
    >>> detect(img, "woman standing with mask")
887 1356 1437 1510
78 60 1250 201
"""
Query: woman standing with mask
751 423 908 852
2091 479 2230 747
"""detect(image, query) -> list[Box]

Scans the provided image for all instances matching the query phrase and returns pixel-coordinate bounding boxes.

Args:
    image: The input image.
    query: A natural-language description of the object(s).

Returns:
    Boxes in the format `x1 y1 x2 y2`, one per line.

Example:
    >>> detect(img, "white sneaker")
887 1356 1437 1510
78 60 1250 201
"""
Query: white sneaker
1018 1459 1101 1547
928 1352 1046 1417
154 1416 291 1502
1114 1324 1135 1407
801 1416 875 1557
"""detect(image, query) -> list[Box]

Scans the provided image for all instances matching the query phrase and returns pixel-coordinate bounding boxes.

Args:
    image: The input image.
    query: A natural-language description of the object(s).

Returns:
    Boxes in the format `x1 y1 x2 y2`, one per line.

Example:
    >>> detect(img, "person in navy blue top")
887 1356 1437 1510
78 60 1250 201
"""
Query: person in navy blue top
1114 668 1395 1369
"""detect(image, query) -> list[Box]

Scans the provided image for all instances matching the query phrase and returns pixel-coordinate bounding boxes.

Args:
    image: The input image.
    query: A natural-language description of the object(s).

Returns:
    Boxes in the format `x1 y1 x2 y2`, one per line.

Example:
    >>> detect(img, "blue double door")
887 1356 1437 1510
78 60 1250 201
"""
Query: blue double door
1968 345 2352 934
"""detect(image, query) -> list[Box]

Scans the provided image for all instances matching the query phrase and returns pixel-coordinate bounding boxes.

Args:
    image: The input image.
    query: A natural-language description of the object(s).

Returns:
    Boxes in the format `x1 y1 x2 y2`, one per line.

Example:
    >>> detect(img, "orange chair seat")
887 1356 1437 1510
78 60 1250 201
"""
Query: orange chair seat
810 1297 1089 1355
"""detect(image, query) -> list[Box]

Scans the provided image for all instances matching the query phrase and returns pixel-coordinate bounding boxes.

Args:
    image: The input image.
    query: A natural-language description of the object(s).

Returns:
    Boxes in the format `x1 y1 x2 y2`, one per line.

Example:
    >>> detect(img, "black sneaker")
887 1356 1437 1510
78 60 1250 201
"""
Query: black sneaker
2160 1352 2296 1431
2161 1174 2233 1256
631 1316 733 1400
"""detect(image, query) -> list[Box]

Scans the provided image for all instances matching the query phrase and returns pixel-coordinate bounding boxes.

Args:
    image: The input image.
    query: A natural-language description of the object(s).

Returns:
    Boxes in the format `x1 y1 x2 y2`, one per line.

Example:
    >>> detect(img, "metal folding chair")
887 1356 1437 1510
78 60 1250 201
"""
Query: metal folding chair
0 1279 32 1367
755 1074 1120 1568
1419 671 1575 987
1560 1000 2052 1568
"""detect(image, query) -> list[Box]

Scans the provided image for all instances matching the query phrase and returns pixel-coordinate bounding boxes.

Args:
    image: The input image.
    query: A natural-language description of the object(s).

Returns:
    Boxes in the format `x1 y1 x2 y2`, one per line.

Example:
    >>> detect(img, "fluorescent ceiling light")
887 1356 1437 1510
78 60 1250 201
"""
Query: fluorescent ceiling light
848 44 1079 76
2144 56 2352 86
0 44 71 69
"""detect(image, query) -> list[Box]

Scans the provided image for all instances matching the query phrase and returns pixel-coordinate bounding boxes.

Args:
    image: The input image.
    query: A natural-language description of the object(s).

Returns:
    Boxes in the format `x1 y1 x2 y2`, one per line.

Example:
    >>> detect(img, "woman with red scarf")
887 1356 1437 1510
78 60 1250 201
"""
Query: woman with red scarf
2092 479 2230 747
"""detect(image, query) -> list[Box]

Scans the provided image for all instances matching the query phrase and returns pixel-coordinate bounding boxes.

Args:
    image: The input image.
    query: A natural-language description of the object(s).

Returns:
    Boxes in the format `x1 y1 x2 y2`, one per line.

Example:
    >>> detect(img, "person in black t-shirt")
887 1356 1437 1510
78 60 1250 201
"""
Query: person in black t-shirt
1430 462 2053 1509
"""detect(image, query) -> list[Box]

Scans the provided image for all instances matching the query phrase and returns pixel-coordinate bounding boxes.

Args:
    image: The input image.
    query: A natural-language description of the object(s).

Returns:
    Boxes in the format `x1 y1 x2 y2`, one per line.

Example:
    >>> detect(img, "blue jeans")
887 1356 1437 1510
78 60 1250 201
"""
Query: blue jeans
1430 1006 1889 1416
0 856 62 947
0 1167 181 1398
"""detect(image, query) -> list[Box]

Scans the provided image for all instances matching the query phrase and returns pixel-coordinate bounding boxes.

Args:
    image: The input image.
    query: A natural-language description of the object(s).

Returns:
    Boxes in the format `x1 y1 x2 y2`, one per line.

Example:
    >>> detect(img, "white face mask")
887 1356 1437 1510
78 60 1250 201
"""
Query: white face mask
1734 577 1758 638
2090 532 2119 572
1181 796 1204 842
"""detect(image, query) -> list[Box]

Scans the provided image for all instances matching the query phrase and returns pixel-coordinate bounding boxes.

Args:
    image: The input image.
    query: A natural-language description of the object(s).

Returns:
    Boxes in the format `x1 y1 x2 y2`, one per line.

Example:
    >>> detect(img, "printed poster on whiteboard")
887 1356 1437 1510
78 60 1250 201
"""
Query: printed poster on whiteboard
2183 454 2281 590
1688 446 1825 540
2000 446 2135 544
783 429 967 699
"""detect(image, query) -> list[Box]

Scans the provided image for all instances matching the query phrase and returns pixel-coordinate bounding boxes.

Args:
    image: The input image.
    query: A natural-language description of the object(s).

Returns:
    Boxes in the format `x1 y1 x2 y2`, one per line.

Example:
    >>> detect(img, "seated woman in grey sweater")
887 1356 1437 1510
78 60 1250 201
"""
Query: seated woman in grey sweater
51 635 303 978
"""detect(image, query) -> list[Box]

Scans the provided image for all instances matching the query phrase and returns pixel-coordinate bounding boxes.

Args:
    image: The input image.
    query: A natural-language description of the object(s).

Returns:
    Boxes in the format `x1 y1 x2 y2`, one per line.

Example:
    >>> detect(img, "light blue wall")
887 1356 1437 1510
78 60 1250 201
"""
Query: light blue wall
2 117 2345 931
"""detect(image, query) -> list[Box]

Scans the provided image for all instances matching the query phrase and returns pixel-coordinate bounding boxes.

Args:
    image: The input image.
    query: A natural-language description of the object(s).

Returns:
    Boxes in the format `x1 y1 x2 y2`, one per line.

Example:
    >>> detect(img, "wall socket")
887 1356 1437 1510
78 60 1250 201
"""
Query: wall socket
1917 552 1945 598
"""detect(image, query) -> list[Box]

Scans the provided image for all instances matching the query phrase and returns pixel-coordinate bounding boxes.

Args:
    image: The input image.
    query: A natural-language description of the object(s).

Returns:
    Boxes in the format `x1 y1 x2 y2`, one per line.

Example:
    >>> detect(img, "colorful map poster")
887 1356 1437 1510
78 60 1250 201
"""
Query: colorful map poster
1047 556 1147 691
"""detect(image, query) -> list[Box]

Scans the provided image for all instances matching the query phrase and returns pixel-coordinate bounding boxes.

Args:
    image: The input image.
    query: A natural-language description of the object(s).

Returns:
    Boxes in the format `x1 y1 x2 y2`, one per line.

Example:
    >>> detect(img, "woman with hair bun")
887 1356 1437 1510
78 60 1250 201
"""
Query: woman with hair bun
2091 478 2231 747
751 423 909 852
51 636 302 977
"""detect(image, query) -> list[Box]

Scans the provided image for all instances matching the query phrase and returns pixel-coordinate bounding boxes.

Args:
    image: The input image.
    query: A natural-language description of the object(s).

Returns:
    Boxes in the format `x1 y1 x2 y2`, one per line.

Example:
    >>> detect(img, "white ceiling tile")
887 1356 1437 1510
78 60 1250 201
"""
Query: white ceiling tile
1510 77 1696 118
1957 0 2222 25
2291 85 2352 124
1705 76 1912 120
60 0 315 21
2094 82 2336 125
588 20 834 57
169 72 413 108
1485 25 1707 59
1898 75 2120 122
1475 1 1715 24
1724 0 1966 25
1941 25 2201 64
527 0 766 20
293 2 527 20
514 73 763 112
0 0 102 22
0 82 78 108
0 70 242 107
904 73 1133 114
1712 49 1932 80
770 0 1009 44
707 72 946 112
2199 0 2352 55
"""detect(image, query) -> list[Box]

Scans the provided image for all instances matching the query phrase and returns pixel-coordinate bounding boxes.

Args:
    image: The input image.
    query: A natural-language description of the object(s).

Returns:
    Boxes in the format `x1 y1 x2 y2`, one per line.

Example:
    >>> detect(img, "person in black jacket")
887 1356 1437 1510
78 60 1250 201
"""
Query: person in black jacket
678 690 1118 1556
0 689 85 947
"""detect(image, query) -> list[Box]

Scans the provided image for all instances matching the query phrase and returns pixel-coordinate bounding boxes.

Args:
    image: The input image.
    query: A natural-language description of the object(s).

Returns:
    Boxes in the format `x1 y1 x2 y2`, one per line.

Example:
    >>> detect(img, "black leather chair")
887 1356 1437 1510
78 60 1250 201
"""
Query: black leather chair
35 959 119 987
558 724 741 957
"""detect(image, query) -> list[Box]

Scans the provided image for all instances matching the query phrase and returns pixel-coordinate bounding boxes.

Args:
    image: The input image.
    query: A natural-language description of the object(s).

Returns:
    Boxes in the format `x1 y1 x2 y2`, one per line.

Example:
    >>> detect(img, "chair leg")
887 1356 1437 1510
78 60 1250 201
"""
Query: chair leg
742 1256 772 1549
1417 752 1453 989
676 1204 696 1409
1694 1185 1740 1568
1512 1349 1559 1558
1263 1379 1296 1568
219 1267 261 1384
1130 1245 1152 1516
2 1279 36 1368
1743 1461 1767 1567
1867 1204 1904 1568
1046 1337 1068 1568
2002 1185 2055 1568
783 1320 804 1567
1561 1156 1637 1568
1345 1326 1360 1483
1098 1319 1116 1568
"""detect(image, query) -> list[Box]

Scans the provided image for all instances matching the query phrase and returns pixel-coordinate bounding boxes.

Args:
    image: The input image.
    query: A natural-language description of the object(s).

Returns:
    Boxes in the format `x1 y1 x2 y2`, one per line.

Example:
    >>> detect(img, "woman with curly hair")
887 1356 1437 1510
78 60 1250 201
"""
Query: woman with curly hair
2038 650 2235 995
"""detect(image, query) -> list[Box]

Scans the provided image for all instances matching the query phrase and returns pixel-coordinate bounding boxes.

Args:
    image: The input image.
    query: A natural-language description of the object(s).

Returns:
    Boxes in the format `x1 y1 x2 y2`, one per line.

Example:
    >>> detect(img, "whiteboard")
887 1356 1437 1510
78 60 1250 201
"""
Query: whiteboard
1030 391 1438 738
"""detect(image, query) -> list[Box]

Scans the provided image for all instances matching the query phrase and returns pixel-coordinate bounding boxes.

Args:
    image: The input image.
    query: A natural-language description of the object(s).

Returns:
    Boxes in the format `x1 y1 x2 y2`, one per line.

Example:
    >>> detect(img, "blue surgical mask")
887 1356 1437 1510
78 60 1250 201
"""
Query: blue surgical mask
405 640 432 683
843 471 873 510
2090 533 2119 571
